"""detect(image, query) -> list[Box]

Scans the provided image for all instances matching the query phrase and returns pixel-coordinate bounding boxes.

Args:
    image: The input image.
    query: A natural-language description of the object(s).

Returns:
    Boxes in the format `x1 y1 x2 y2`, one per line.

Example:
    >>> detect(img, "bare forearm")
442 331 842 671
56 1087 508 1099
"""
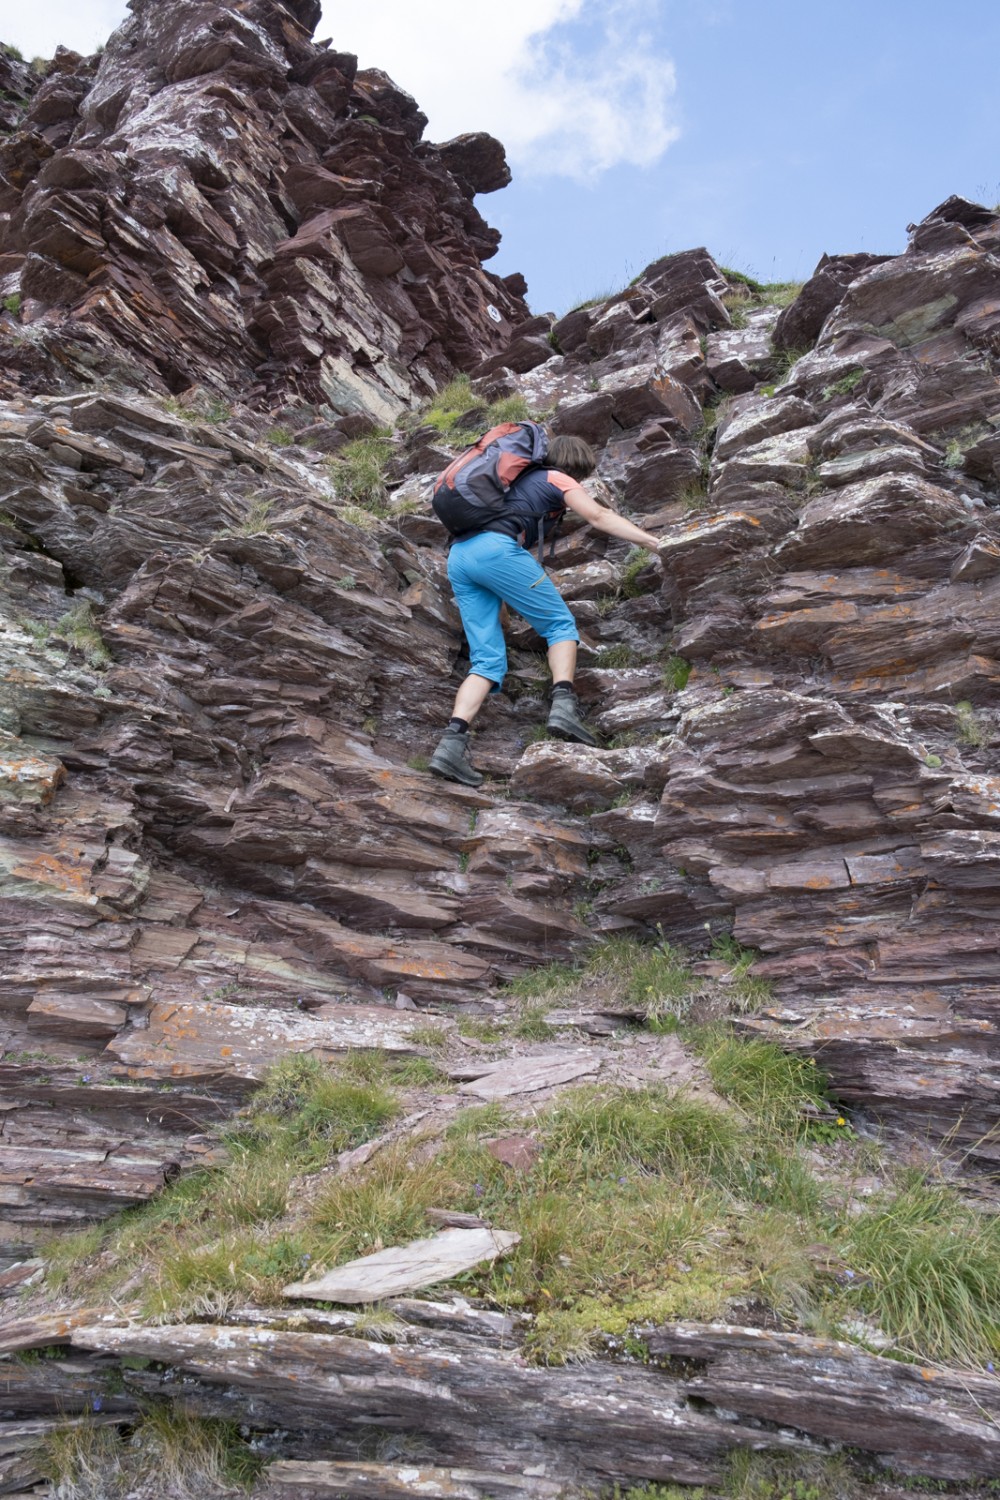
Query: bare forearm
593 509 660 551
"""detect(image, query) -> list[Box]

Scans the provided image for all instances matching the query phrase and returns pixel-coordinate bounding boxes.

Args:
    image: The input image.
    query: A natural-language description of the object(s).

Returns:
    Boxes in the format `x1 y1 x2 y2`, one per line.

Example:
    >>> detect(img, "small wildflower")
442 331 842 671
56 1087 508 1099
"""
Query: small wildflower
617 1176 627 1185
92 1396 103 1411
836 1116 846 1126
299 1253 311 1265
473 1182 484 1198
988 1361 995 1373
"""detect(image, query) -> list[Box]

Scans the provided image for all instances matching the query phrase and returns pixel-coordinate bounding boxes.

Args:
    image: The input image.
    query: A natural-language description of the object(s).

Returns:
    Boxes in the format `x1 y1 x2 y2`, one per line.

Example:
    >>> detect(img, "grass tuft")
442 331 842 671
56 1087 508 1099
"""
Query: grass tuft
328 433 393 510
661 653 692 692
697 1029 830 1137
955 698 990 748
843 1176 1000 1365
56 601 112 669
39 1407 263 1497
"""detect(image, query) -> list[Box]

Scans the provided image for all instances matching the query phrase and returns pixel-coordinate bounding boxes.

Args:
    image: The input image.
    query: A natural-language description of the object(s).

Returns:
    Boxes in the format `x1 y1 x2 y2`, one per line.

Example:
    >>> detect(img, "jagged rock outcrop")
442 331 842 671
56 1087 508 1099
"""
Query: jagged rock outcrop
0 0 527 416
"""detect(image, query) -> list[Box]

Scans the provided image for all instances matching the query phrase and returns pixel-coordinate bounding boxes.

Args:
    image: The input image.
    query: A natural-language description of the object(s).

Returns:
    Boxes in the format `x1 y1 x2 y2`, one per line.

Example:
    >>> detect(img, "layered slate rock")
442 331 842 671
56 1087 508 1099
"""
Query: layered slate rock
5 1311 995 1487
0 0 528 416
463 198 1000 1151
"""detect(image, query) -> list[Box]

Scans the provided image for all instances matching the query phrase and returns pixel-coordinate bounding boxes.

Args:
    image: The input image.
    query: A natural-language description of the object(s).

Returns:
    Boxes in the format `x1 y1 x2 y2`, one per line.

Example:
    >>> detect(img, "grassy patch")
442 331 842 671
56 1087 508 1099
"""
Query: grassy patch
230 497 273 536
503 937 696 1025
456 1014 505 1042
709 933 773 1009
661 653 692 692
306 1141 457 1264
724 1448 859 1500
39 1408 263 1497
821 368 865 400
41 945 1000 1377
3 291 21 316
55 601 112 669
619 545 654 598
509 1001 557 1040
420 375 530 442
42 1224 111 1294
722 292 750 330
48 1055 402 1313
328 433 393 511
590 934 696 1025
759 281 804 309
770 345 811 382
842 1175 1000 1365
955 698 990 748
697 1029 830 1137
593 643 637 669
164 394 232 426
503 960 579 1002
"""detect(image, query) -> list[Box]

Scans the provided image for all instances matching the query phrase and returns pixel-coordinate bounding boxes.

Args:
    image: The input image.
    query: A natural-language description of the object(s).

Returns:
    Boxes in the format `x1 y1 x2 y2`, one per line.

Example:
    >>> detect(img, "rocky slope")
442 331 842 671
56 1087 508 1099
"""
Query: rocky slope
2 2 1000 1495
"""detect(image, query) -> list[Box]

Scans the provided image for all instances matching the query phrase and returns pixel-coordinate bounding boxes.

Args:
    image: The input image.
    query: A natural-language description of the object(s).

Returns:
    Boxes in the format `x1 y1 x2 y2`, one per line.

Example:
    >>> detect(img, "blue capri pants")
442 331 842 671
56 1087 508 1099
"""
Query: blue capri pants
446 531 579 688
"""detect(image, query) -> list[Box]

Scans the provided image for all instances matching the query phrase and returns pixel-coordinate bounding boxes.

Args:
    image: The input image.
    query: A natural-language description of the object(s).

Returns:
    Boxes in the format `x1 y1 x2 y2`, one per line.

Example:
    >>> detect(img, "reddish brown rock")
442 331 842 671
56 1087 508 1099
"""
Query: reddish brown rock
0 0 528 413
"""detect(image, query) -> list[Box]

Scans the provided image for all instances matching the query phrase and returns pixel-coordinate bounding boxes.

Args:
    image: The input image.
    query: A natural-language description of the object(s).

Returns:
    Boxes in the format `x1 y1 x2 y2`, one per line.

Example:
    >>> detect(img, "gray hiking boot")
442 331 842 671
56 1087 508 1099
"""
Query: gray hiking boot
546 689 600 746
429 728 484 786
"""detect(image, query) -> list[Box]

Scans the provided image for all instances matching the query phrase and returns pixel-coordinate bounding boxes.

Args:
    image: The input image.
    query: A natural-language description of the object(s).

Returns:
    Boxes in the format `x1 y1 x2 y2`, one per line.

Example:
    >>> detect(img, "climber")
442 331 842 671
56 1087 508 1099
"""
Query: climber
429 434 662 787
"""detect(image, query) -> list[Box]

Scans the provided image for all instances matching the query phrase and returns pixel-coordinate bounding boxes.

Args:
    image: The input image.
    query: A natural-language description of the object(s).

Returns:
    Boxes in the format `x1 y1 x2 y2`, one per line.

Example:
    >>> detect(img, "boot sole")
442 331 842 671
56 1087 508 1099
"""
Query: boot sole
547 722 601 747
429 759 484 786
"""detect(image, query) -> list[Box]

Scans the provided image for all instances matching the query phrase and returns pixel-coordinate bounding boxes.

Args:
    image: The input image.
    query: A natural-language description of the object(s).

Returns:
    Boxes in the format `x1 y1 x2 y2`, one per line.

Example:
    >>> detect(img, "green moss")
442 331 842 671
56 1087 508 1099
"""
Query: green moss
821 368 865 400
527 1270 735 1364
619 545 653 599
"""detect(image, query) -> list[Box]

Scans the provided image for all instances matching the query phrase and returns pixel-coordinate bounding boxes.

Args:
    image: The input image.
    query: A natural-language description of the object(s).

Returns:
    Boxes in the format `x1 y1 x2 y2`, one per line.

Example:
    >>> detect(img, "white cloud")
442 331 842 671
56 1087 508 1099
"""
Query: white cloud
1 0 129 62
0 0 680 181
321 0 679 180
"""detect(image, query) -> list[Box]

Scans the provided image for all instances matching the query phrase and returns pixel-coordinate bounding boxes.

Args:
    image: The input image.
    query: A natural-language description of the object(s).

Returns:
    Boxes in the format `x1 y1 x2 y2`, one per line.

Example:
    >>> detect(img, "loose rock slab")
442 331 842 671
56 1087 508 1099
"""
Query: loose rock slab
283 1227 520 1303
265 1459 562 1498
457 1052 602 1099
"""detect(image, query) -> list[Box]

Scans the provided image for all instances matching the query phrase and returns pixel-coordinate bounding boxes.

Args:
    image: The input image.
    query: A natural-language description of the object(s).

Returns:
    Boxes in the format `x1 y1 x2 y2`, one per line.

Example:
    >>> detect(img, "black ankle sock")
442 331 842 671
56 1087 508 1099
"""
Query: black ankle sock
448 717 469 733
551 681 574 696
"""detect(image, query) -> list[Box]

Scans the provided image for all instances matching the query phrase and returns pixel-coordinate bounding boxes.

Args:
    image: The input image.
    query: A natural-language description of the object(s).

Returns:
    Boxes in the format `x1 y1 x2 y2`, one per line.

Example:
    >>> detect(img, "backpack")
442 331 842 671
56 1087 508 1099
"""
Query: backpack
432 420 551 553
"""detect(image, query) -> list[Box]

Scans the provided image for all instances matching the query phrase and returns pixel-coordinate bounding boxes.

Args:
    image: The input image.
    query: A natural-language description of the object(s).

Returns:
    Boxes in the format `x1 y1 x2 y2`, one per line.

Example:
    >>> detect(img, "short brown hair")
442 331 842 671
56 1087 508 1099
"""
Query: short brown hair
547 434 596 482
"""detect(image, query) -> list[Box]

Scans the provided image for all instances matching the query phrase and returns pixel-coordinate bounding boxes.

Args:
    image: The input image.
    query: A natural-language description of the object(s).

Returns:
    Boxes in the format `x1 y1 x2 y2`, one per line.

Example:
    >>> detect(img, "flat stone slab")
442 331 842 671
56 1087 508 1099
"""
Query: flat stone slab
457 1051 602 1099
283 1226 520 1304
265 1459 563 1498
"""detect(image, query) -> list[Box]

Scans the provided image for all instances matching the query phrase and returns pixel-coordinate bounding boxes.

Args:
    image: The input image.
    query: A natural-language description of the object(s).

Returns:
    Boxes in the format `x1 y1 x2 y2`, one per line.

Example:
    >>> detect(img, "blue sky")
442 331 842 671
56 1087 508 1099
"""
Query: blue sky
5 1 1000 314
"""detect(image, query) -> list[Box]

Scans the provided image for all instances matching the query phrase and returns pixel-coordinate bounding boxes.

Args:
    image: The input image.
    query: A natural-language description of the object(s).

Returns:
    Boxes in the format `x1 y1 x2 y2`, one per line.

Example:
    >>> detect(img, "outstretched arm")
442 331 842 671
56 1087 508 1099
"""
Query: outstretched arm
562 483 661 552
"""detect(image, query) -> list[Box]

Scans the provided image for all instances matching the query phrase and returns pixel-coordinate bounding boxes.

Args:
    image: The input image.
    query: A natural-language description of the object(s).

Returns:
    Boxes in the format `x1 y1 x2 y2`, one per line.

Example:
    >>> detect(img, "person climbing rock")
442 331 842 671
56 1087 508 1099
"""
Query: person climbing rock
429 434 662 787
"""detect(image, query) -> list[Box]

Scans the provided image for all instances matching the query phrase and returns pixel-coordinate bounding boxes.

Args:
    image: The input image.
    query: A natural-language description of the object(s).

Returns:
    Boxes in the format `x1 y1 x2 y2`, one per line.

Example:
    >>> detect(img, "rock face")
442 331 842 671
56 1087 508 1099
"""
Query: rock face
4 5 1000 1490
5 187 1000 1221
3 1309 998 1491
0 0 527 417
